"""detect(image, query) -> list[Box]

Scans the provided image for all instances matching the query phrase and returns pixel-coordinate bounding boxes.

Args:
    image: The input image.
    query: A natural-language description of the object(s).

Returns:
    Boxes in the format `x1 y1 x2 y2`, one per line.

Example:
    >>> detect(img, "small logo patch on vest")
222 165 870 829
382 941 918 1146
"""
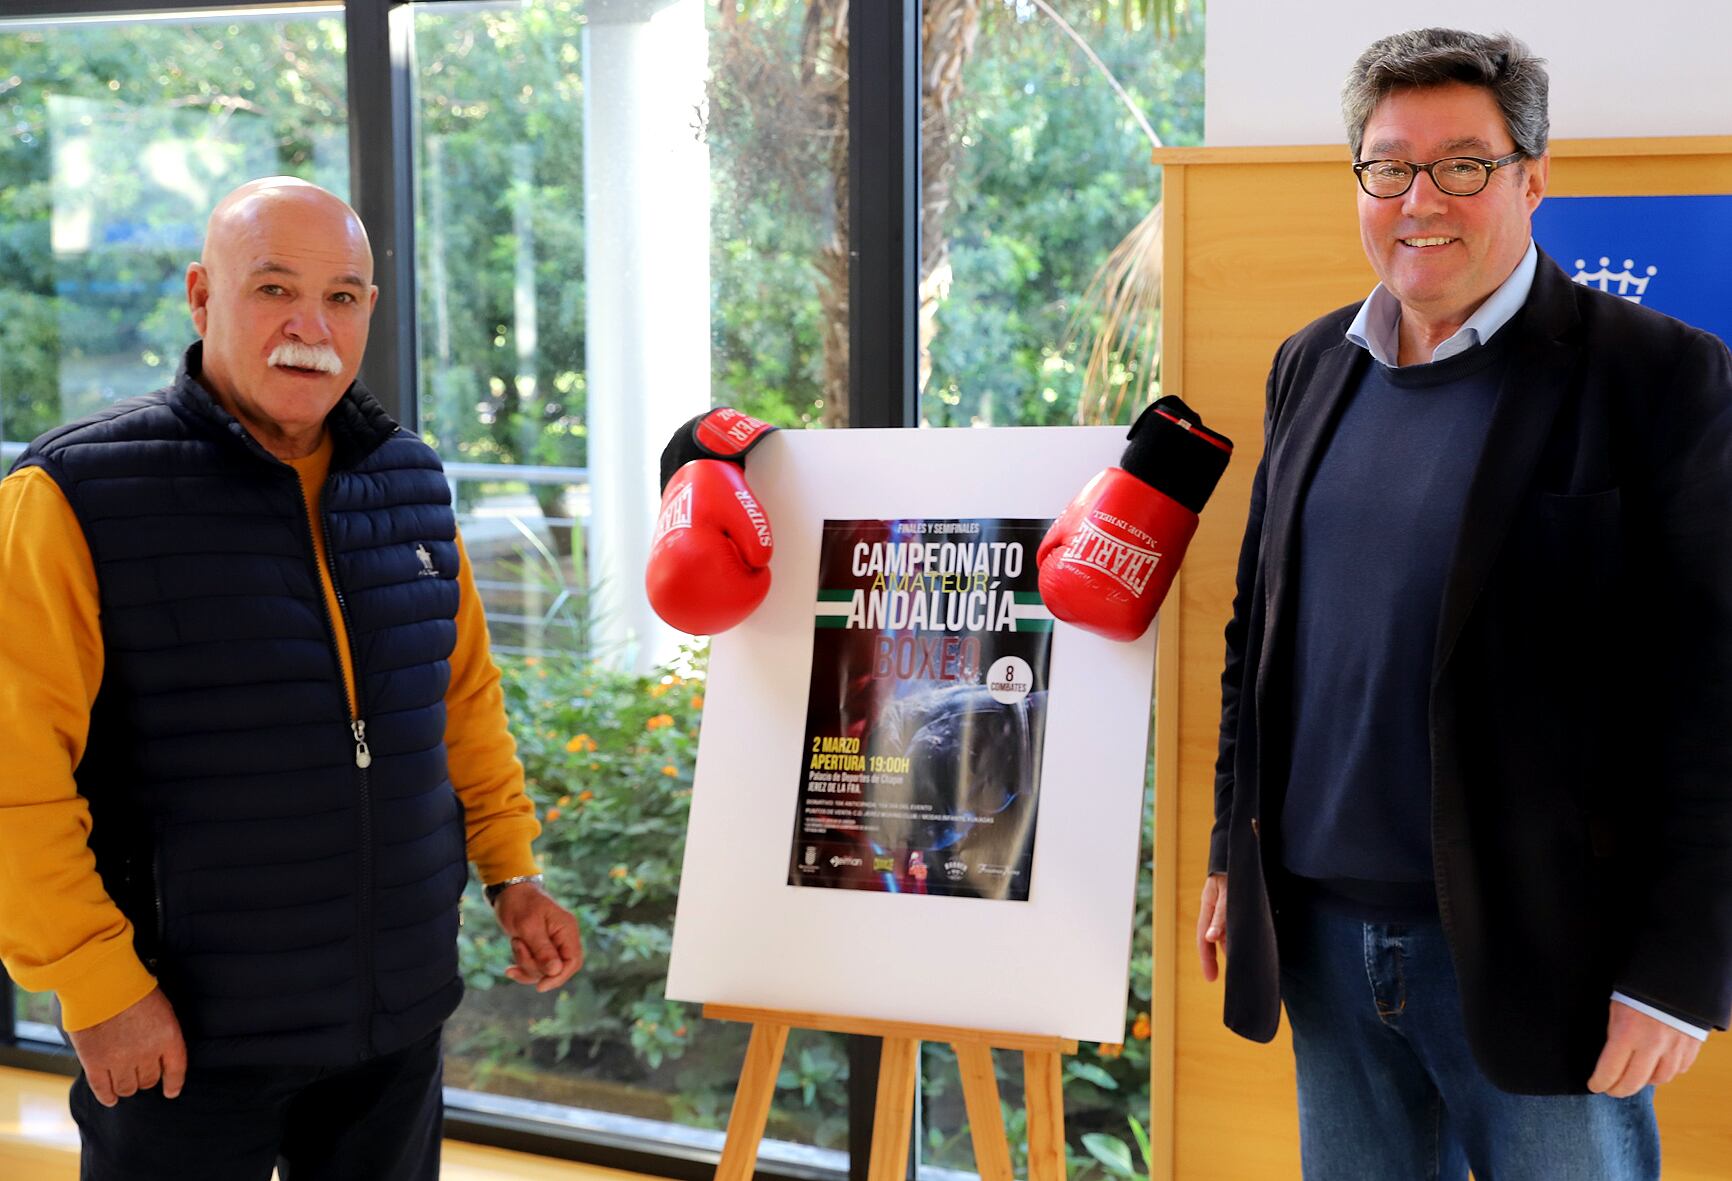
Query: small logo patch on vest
415 543 441 577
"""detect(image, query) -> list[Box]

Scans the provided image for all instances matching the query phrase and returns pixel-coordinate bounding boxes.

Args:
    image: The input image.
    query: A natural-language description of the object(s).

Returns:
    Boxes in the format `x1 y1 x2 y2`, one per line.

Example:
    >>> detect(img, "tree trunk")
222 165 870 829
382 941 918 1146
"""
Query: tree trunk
800 0 852 429
799 0 982 429
918 0 982 408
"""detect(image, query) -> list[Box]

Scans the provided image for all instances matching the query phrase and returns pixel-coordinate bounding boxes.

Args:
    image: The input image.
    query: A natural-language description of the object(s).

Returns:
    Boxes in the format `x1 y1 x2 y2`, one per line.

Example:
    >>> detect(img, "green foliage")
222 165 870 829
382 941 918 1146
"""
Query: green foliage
452 645 1158 1160
448 648 850 1148
923 1 1205 427
0 14 347 442
417 0 834 457
412 1 592 468
1081 1114 1153 1178
497 646 701 1031
3 0 1201 1162
0 2 810 459
917 770 1158 1177
704 3 835 429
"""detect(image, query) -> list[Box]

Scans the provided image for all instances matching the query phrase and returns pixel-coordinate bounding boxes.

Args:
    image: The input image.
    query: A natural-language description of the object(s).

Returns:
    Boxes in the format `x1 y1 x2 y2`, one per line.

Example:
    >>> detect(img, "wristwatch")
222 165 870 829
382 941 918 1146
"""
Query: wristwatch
484 873 544 906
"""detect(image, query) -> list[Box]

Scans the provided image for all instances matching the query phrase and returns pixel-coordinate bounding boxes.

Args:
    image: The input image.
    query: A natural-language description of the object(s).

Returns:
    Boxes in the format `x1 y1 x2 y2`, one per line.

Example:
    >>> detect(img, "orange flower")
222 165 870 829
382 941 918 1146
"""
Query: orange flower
1098 1043 1123 1058
649 682 669 698
609 865 628 879
646 714 675 731
557 795 572 807
565 734 597 753
544 807 562 821
661 764 678 777
589 762 600 771
577 789 594 802
523 656 540 667
1131 1012 1151 1040
690 694 704 710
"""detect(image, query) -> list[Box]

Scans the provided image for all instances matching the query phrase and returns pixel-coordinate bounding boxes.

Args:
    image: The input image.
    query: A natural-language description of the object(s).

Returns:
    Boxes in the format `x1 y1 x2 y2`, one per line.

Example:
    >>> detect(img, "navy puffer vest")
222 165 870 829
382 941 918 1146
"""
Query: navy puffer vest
13 344 468 1066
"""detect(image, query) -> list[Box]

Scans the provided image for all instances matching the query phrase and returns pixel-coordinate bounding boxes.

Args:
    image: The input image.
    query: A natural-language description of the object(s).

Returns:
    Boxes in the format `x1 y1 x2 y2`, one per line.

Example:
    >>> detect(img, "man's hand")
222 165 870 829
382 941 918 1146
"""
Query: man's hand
493 882 584 992
1197 872 1228 982
1587 1001 1702 1097
66 987 187 1107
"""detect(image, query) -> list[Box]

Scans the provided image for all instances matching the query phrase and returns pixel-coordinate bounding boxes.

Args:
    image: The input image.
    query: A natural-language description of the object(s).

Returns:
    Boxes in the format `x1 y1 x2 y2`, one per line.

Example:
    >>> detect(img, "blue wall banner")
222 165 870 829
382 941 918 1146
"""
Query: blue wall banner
1533 194 1732 347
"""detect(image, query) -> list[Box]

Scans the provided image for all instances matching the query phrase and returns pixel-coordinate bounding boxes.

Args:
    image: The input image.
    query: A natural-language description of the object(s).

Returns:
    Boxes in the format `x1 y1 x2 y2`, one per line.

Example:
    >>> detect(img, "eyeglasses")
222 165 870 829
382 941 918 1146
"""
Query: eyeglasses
1352 151 1526 198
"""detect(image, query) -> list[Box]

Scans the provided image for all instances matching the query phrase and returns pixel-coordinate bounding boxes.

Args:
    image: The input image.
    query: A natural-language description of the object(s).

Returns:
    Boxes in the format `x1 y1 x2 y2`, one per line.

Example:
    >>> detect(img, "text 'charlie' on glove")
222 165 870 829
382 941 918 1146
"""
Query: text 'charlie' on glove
1037 395 1233 642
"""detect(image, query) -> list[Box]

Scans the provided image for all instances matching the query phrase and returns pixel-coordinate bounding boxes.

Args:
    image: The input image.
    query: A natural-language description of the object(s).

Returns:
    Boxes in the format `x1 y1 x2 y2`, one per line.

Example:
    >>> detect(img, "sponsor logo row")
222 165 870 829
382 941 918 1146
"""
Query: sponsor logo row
798 845 1015 882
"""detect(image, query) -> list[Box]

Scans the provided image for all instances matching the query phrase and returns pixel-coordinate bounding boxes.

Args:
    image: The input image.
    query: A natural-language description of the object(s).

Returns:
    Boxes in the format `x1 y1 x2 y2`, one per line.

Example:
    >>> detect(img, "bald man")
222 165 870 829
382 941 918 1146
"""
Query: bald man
0 177 582 1179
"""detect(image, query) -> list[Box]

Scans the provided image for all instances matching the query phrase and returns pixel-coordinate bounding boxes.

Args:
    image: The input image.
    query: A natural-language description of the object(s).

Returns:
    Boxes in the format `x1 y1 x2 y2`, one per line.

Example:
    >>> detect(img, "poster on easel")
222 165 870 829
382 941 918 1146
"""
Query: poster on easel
665 426 1157 1042
789 516 1055 901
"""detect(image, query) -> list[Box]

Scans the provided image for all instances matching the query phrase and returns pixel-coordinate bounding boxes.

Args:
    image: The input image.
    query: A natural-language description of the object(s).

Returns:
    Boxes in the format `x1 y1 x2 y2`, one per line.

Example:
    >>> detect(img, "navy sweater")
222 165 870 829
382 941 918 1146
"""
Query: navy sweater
1279 331 1512 914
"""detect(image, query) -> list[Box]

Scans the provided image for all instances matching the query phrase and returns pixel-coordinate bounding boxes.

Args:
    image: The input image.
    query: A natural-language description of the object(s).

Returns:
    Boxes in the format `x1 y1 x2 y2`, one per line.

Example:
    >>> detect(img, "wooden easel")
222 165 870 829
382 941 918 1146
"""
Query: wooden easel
705 1004 1082 1181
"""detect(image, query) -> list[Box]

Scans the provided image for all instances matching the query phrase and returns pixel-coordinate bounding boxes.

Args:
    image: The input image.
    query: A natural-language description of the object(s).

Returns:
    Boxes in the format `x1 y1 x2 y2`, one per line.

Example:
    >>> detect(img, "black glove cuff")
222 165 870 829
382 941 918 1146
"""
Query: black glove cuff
1119 395 1233 514
659 407 779 491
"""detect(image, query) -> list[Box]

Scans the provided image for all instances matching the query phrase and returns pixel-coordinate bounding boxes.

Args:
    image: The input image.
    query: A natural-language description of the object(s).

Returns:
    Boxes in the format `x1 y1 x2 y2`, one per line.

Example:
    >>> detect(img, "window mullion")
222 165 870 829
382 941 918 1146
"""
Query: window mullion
848 0 920 431
344 0 419 430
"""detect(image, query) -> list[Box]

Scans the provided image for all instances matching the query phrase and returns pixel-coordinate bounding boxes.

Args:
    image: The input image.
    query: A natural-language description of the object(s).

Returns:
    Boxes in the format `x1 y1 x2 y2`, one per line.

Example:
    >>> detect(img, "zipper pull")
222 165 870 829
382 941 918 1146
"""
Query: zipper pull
351 719 373 769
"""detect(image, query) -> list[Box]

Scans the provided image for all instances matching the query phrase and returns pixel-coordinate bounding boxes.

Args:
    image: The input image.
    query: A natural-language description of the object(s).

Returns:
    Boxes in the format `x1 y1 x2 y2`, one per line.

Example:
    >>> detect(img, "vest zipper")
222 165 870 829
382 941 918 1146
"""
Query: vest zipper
352 719 373 768
292 471 377 1061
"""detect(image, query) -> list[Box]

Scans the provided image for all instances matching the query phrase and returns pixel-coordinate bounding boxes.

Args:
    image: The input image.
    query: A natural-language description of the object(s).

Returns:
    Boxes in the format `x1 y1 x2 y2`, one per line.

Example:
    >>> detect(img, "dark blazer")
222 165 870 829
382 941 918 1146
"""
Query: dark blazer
1210 249 1732 1094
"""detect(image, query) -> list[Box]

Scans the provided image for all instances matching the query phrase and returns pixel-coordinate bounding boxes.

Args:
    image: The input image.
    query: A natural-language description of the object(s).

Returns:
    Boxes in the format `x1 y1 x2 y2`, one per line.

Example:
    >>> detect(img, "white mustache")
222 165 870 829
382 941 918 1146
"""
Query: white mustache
268 341 343 375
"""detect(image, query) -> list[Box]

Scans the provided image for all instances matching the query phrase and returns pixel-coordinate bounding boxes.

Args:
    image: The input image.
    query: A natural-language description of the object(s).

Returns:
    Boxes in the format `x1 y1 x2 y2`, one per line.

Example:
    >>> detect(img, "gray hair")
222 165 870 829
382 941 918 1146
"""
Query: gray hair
1343 28 1549 160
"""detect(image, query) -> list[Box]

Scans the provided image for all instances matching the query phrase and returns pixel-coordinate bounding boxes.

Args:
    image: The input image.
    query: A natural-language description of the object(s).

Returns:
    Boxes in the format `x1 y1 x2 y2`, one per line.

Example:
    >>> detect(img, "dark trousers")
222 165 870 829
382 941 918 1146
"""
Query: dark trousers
71 1027 443 1181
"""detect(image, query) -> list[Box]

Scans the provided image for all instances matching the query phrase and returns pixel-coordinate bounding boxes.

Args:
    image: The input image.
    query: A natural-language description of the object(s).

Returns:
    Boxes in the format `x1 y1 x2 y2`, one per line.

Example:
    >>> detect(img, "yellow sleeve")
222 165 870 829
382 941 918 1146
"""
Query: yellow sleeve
446 528 542 883
0 466 157 1031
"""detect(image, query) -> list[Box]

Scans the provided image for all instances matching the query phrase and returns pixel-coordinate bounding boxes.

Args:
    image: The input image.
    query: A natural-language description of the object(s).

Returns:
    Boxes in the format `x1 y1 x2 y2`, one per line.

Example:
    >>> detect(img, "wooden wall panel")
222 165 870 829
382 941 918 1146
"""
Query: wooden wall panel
1151 139 1732 1181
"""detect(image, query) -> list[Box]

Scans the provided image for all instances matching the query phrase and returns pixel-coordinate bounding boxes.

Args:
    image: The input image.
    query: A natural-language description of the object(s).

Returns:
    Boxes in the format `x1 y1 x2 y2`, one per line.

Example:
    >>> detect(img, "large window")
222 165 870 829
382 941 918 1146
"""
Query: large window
0 6 348 461
911 6 1201 1180
1 3 1207 1178
0 0 349 1037
410 0 852 1169
920 3 1204 430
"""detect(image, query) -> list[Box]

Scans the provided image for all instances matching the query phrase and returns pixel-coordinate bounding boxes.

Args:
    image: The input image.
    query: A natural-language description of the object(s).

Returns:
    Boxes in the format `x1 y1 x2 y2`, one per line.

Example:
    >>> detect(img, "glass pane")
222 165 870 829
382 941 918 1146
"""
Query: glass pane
0 1 348 1051
12 983 63 1045
0 8 349 456
918 1 1205 429
413 1 846 1162
915 778 1155 1181
913 3 1203 1177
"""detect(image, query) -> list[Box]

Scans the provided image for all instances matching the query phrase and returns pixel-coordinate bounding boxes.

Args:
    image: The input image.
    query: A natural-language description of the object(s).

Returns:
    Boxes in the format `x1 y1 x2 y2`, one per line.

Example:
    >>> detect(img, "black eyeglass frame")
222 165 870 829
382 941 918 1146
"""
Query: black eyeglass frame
1352 151 1527 198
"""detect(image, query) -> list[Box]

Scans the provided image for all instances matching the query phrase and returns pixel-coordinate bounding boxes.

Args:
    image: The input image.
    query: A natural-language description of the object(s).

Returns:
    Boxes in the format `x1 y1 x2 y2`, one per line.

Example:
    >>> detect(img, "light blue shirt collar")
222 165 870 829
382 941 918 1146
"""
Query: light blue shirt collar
1346 241 1538 367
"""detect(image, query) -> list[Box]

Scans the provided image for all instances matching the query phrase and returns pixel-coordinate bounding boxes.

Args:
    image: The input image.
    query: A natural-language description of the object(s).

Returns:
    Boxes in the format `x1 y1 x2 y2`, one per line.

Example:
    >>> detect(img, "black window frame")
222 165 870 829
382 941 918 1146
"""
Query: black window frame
0 1 920 1178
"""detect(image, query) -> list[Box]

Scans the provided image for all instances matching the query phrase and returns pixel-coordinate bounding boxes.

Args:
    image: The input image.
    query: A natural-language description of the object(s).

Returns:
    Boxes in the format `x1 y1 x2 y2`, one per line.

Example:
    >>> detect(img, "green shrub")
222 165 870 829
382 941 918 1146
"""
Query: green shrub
451 646 1154 1164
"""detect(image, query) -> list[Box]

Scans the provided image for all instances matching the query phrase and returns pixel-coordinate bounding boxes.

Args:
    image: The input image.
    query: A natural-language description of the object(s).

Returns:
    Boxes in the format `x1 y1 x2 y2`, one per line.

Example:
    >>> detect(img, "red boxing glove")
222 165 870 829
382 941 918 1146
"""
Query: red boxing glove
1038 396 1233 642
645 408 779 635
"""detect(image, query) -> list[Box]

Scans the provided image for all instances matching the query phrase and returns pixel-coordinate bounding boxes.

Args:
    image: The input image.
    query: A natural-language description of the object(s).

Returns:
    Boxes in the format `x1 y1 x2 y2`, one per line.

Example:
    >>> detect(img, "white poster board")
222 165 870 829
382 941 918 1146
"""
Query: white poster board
665 426 1157 1043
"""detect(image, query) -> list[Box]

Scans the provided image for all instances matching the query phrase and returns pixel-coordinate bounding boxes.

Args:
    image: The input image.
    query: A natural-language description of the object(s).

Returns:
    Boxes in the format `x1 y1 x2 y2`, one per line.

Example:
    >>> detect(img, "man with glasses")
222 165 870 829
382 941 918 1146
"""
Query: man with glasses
1196 28 1731 1180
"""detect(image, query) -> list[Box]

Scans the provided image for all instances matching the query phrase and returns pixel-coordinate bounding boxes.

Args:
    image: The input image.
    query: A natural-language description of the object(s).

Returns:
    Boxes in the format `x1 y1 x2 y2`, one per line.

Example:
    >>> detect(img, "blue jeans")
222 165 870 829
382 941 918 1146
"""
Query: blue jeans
1278 903 1659 1181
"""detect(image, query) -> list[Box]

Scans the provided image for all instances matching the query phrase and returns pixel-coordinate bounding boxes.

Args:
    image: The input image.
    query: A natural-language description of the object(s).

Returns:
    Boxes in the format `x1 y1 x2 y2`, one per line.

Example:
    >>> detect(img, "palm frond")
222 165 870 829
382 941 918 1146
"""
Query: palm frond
1068 201 1163 426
